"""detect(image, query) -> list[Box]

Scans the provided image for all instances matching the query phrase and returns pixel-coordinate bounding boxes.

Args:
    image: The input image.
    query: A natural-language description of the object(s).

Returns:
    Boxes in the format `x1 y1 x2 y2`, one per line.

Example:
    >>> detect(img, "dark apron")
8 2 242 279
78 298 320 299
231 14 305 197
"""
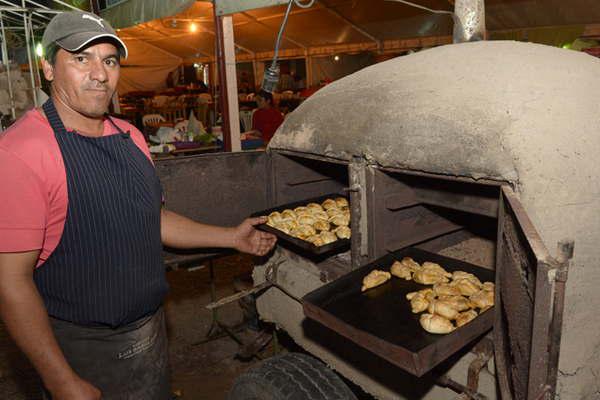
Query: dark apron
37 99 170 399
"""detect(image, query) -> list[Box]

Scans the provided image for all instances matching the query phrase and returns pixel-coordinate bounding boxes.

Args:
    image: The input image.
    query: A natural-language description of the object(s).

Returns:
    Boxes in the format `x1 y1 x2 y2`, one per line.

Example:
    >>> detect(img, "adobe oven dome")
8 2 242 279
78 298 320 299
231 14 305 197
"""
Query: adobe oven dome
270 40 600 185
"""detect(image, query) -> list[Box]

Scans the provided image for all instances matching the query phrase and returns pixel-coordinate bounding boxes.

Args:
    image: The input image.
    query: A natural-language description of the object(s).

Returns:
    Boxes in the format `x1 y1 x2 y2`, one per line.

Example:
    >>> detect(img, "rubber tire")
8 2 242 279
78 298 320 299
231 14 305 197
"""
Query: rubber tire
227 352 358 400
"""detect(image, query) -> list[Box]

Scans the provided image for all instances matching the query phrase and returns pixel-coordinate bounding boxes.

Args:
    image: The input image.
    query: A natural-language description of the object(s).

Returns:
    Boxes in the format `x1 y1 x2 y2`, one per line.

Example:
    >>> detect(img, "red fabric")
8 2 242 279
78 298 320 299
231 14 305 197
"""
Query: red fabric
0 109 152 266
252 108 284 143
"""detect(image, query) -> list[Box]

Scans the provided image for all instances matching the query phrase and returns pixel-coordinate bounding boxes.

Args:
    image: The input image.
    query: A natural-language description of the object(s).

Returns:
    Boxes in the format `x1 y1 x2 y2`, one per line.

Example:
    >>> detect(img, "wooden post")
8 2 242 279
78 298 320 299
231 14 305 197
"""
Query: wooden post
214 10 232 151
222 15 241 152
305 55 312 88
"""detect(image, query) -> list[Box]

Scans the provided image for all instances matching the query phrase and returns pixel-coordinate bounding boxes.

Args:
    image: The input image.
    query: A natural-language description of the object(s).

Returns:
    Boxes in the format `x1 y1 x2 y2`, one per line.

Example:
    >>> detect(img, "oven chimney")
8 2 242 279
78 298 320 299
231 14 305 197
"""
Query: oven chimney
453 0 486 43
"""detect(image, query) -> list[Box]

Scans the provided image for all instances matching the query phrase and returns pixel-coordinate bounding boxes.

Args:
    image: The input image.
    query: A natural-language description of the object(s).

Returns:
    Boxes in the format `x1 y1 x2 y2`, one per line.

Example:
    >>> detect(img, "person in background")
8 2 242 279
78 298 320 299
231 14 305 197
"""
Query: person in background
249 90 284 144
0 11 276 400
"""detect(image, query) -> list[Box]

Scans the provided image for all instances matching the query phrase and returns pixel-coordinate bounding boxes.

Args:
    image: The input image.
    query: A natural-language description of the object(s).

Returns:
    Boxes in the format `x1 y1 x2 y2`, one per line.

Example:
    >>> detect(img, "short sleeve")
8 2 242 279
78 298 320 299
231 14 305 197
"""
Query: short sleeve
0 148 46 252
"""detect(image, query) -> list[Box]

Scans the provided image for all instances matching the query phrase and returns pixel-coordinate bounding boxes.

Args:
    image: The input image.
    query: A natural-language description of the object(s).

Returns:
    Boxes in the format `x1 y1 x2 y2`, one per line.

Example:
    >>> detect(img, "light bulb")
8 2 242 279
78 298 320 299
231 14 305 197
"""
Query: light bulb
35 43 43 57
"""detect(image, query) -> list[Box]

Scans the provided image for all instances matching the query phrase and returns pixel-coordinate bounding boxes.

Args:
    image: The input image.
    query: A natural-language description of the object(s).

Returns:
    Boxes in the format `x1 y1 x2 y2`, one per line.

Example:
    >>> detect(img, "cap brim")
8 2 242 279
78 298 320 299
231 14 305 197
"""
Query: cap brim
56 32 128 59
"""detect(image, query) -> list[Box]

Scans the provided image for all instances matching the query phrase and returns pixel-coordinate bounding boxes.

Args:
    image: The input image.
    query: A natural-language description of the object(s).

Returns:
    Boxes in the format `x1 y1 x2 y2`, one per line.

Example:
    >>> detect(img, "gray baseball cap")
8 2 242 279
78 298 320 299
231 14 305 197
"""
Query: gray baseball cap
42 11 128 59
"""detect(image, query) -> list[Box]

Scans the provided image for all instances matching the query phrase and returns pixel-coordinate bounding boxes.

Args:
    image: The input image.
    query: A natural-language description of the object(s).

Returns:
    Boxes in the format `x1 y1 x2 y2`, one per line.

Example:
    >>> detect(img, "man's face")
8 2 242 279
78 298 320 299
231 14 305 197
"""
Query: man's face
42 42 120 118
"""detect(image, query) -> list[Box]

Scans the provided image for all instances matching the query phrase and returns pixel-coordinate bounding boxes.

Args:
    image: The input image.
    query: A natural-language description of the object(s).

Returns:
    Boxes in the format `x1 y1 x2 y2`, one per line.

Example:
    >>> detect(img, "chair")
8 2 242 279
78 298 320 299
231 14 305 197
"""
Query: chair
174 120 188 132
142 114 166 127
239 110 254 132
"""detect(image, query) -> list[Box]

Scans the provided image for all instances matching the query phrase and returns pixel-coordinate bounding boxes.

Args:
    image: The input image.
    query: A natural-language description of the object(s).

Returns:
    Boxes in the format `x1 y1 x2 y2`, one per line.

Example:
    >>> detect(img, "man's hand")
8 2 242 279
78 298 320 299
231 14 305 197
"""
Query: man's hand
51 376 101 400
232 217 277 256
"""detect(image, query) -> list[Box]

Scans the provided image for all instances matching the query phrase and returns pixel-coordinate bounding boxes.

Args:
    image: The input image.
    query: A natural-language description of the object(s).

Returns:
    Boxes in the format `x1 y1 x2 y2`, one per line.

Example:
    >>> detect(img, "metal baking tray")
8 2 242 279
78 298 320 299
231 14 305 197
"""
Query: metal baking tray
302 247 495 377
251 194 350 255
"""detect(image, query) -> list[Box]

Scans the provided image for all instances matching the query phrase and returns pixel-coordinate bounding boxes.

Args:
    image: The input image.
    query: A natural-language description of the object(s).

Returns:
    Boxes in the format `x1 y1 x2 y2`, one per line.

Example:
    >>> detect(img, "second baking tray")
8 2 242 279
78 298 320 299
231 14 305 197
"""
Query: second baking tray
303 247 495 377
251 194 350 255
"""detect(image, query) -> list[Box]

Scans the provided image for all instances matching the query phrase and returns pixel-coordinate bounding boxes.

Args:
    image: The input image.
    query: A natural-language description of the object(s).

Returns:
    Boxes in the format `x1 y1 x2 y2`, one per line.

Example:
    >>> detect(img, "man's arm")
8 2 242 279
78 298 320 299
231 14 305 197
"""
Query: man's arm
161 209 276 256
0 251 100 400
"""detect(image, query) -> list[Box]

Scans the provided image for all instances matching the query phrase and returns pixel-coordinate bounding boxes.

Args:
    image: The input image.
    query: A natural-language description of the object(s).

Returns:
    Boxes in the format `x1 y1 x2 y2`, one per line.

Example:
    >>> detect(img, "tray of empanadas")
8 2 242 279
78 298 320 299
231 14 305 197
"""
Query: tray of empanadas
302 247 495 377
251 194 351 255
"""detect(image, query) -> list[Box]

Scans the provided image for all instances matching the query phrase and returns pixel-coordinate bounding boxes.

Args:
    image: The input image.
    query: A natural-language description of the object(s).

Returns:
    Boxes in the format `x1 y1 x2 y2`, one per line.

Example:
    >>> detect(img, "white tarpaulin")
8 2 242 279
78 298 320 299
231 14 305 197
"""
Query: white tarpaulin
118 39 182 93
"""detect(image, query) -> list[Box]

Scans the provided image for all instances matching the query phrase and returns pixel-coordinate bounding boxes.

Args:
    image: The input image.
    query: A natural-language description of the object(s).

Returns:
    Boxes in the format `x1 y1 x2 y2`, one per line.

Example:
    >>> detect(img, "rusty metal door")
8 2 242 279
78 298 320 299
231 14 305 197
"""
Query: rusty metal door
155 151 271 226
155 151 272 266
495 186 567 400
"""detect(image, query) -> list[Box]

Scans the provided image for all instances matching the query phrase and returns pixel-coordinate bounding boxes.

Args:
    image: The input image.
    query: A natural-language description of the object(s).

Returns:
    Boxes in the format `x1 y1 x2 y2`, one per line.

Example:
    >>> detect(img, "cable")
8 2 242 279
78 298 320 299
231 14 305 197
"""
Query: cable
385 0 453 15
293 0 316 9
262 0 315 92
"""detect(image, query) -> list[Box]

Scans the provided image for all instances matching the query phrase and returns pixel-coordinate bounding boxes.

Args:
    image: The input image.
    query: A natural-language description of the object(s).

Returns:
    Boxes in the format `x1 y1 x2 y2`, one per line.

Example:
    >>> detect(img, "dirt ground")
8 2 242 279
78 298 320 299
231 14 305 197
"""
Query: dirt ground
0 254 272 400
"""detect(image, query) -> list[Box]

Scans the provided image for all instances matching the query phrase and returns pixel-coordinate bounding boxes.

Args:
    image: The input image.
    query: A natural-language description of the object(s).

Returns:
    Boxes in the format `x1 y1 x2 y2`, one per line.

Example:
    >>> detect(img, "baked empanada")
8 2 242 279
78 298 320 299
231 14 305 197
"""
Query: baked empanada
420 313 455 334
361 270 391 292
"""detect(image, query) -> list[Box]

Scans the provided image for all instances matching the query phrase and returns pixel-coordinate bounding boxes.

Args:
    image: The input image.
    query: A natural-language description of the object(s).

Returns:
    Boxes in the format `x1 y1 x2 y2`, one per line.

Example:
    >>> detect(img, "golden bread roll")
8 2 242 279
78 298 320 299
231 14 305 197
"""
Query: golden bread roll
400 257 421 272
333 225 351 239
293 206 308 213
296 210 313 218
307 202 324 212
456 310 478 327
290 224 316 239
311 210 329 221
319 231 337 245
413 269 450 285
451 271 482 287
428 299 459 320
272 223 291 235
326 208 344 218
281 209 297 220
469 289 494 309
437 295 472 312
329 214 350 227
420 313 455 334
409 293 430 313
321 199 338 210
452 278 481 296
482 282 495 292
422 262 452 278
335 197 349 208
433 283 462 297
297 215 317 226
361 270 391 292
313 219 331 232
390 261 413 280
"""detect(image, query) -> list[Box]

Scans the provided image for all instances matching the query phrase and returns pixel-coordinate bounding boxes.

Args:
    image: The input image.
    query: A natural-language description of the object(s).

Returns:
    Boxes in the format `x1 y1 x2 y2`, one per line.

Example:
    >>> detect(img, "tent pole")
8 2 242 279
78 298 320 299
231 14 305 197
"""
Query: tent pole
21 3 37 107
28 12 41 95
214 7 232 152
306 55 312 88
0 11 16 119
222 15 241 151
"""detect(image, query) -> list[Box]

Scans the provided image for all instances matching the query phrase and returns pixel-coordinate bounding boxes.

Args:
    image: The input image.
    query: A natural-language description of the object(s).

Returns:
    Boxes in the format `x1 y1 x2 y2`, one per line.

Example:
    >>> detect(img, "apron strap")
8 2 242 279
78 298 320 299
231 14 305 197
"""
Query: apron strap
105 114 130 137
43 99 129 138
42 99 68 135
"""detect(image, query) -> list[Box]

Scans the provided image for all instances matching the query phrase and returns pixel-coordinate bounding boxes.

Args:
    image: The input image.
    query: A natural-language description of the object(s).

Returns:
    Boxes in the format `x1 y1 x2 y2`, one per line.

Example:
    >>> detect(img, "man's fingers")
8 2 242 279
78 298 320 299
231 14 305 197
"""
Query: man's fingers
247 216 267 226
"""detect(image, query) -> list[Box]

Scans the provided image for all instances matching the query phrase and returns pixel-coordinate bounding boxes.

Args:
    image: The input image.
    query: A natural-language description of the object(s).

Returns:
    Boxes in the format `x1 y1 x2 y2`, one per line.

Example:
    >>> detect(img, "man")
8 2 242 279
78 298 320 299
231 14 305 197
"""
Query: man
250 90 284 144
0 11 276 400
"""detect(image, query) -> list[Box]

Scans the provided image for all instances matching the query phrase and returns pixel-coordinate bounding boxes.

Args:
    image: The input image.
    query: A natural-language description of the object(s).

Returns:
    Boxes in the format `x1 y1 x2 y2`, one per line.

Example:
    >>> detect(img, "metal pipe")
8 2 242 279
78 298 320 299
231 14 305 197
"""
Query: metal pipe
0 6 62 14
0 1 51 20
437 375 488 400
0 11 16 119
21 3 37 107
28 12 41 96
547 240 574 396
453 0 486 43
47 0 79 11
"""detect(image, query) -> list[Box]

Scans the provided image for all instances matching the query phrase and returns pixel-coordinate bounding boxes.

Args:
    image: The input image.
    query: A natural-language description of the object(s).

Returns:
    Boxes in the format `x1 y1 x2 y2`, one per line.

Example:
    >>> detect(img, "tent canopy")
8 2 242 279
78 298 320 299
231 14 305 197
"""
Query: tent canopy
109 0 600 92
114 0 600 63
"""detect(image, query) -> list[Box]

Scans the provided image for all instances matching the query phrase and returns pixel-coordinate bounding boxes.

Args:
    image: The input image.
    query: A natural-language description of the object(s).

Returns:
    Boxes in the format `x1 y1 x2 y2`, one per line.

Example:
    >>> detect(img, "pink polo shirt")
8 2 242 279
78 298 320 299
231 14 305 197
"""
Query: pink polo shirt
0 109 153 266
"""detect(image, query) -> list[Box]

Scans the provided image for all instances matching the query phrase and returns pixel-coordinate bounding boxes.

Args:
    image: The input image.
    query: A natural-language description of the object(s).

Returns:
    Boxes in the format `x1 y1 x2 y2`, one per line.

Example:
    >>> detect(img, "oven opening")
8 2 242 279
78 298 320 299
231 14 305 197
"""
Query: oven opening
375 170 500 272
